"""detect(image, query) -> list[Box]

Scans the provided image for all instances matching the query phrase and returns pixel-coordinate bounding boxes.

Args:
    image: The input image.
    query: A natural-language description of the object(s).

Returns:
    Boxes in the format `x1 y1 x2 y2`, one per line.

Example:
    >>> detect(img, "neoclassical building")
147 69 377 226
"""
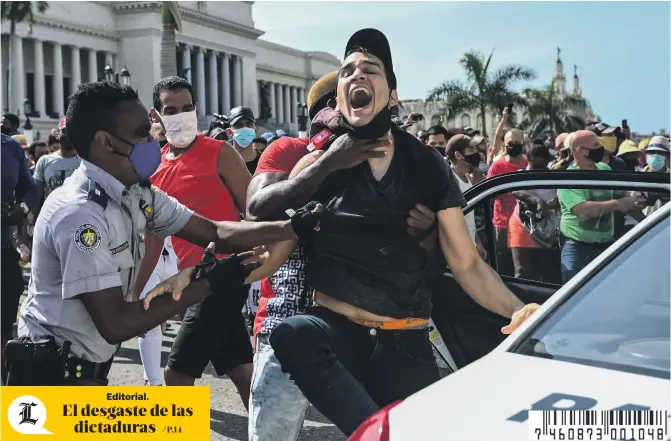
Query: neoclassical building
1 1 341 137
398 51 598 137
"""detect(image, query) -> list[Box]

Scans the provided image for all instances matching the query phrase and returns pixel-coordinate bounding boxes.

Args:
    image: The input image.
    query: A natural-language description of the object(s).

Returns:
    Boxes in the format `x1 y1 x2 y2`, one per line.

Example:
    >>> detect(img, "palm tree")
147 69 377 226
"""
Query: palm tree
519 81 588 138
1 1 49 113
159 2 182 79
427 51 535 137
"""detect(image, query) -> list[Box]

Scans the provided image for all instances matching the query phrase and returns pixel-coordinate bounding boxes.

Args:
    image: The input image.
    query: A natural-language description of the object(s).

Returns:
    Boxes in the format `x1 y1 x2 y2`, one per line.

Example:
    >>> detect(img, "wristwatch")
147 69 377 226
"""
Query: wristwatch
19 202 29 215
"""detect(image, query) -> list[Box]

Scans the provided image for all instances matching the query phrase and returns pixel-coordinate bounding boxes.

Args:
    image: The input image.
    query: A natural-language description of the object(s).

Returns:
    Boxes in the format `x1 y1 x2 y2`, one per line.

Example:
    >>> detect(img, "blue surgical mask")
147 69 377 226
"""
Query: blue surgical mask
108 133 162 184
646 153 666 172
233 128 256 148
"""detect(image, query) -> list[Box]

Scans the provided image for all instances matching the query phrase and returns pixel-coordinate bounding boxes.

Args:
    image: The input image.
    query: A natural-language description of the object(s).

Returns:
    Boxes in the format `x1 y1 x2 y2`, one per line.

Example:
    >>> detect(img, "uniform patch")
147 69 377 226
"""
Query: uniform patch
110 241 129 255
74 224 102 253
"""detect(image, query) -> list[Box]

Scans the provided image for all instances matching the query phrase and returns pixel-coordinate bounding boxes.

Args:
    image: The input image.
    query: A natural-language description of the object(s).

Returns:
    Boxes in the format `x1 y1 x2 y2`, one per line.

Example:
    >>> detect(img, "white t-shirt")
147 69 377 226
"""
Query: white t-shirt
453 170 476 243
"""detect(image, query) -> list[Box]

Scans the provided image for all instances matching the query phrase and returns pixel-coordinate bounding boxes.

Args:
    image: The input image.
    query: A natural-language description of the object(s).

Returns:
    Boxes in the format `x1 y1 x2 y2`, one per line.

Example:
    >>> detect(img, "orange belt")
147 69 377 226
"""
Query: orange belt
348 317 430 330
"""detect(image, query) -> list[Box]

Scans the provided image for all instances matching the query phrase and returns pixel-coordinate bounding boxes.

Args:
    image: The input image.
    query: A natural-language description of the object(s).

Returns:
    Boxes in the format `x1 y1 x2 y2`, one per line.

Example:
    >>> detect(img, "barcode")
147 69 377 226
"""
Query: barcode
529 410 669 440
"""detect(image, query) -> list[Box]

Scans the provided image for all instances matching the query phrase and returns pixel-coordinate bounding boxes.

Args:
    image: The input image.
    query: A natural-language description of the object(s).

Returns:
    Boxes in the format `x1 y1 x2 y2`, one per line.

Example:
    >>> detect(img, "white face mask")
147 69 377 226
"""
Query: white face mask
161 110 198 148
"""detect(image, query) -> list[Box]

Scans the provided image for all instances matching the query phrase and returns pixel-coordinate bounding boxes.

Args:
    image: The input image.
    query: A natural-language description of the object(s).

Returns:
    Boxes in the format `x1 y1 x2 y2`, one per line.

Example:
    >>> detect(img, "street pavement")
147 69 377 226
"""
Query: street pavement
108 317 346 441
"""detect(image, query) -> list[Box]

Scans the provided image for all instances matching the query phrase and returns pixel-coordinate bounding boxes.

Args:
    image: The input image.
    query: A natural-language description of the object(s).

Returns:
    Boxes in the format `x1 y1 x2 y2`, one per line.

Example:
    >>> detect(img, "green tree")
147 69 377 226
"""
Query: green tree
519 81 588 138
427 50 535 137
1 1 49 113
160 2 182 79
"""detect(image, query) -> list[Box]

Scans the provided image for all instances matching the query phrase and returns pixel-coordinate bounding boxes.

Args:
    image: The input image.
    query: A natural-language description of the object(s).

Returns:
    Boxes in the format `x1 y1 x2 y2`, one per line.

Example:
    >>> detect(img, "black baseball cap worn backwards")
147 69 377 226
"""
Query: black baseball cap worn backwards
228 106 256 125
344 28 397 90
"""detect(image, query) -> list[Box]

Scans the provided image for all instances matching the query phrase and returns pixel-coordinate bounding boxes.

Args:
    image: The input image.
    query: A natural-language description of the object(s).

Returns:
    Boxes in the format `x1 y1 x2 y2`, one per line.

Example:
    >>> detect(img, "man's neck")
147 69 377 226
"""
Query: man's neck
451 160 470 181
367 131 394 181
58 148 77 158
235 144 257 162
602 153 612 164
575 159 596 170
167 136 198 159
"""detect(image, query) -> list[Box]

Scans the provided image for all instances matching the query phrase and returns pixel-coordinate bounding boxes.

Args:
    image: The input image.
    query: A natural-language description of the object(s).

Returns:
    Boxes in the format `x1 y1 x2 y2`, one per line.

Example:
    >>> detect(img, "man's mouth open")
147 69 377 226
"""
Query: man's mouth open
349 87 373 115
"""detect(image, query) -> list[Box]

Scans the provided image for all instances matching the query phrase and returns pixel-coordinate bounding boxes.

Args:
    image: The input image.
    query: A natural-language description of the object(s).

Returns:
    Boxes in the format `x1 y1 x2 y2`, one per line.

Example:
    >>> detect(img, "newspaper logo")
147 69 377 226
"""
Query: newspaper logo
8 395 52 434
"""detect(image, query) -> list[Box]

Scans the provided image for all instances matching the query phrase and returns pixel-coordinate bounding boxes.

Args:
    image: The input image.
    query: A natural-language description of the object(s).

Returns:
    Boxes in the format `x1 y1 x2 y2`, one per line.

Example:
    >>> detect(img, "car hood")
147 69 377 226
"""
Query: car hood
389 352 669 441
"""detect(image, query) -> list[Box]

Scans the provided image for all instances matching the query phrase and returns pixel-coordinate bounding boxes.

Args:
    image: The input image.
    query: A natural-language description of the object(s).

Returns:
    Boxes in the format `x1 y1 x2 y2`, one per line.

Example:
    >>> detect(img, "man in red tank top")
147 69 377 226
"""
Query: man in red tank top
134 76 254 407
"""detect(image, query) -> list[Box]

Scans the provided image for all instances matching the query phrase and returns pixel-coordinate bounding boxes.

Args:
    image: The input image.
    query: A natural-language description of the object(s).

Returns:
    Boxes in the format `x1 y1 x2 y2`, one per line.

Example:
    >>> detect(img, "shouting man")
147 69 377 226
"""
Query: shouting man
266 29 539 436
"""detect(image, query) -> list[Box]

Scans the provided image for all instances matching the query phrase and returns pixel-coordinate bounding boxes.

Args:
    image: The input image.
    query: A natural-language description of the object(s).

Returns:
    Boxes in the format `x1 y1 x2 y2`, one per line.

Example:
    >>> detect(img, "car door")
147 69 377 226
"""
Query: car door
430 170 670 369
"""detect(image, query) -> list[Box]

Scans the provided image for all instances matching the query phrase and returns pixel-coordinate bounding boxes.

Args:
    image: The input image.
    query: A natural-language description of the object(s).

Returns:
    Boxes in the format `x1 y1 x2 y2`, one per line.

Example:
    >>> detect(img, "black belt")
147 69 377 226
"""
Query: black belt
565 238 613 249
64 356 113 382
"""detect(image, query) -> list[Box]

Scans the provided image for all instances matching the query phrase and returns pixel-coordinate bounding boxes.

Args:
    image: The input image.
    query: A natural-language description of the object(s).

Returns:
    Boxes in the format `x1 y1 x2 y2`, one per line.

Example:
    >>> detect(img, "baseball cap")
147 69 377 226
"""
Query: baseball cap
307 71 338 120
275 129 287 138
570 130 600 149
616 140 639 157
344 28 397 89
445 134 471 158
469 135 486 147
228 106 256 125
261 132 275 143
645 136 670 154
555 133 569 150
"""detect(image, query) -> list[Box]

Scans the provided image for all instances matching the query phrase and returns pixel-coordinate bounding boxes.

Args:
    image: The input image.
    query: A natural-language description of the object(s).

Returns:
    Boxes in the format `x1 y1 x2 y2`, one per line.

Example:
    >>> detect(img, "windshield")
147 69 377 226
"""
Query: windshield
514 214 670 379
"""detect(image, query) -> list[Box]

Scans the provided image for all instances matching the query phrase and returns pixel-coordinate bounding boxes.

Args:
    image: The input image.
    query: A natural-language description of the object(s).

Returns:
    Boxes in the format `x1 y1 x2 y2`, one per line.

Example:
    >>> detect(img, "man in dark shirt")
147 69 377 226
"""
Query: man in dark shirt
269 28 540 436
1 133 36 382
227 106 260 174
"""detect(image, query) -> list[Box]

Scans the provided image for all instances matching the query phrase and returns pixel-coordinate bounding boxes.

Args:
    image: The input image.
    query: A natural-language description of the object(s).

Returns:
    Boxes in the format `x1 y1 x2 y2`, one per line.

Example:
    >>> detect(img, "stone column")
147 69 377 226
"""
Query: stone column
283 85 290 126
220 53 230 114
232 55 242 108
195 47 206 117
289 86 297 124
275 83 284 123
33 39 46 117
11 35 25 115
181 45 192 83
52 43 64 118
70 46 81 93
88 49 97 83
208 50 219 115
268 81 276 122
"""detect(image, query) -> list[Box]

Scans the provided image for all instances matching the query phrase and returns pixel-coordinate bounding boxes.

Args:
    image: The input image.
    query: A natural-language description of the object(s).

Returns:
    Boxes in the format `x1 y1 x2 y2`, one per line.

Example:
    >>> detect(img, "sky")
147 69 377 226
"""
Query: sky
253 1 670 134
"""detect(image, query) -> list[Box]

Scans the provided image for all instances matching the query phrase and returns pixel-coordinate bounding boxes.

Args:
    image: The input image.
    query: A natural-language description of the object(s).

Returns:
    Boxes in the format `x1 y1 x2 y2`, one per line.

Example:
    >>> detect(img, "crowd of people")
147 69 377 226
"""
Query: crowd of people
1 26 669 440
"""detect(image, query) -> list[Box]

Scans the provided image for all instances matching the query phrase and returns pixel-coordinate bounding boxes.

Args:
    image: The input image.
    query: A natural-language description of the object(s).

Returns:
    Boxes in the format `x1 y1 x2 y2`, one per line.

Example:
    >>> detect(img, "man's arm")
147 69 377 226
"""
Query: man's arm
132 230 164 301
488 109 508 164
81 280 212 344
438 207 524 318
15 142 37 210
567 194 643 218
218 141 252 213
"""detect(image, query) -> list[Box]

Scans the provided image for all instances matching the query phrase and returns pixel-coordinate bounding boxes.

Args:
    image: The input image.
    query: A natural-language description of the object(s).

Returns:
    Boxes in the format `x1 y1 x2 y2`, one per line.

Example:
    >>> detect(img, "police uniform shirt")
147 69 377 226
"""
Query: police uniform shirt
18 159 194 363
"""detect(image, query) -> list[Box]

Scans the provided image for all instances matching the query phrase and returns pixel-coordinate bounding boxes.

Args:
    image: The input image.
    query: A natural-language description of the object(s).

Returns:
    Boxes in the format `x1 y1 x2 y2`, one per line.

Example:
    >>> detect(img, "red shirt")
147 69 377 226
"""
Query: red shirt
487 156 528 229
150 135 240 269
252 137 311 338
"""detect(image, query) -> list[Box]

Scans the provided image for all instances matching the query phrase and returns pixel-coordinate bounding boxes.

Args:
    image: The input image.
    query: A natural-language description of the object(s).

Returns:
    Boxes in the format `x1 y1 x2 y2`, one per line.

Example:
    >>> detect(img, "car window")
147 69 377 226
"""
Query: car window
461 184 669 287
513 215 670 378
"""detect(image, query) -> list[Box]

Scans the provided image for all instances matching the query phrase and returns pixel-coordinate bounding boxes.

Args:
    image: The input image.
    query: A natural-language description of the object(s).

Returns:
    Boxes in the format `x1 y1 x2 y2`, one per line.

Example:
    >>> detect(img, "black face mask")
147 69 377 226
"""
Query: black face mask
585 146 605 164
464 152 481 168
338 99 392 140
506 143 524 157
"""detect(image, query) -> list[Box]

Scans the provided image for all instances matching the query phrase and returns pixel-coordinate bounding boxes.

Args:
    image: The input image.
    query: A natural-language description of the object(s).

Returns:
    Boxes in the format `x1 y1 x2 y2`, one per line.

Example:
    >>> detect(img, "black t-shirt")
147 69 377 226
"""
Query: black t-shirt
306 129 466 319
246 154 260 174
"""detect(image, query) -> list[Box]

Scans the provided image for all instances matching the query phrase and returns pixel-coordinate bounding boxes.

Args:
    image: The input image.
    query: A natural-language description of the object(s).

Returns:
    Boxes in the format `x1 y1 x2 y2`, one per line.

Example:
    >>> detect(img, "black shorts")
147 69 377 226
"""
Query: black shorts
167 283 253 378
1 247 24 338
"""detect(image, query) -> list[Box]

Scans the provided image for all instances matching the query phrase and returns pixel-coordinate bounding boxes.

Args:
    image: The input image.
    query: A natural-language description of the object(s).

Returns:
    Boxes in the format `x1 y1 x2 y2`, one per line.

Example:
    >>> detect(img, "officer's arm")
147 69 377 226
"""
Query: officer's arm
55 209 214 343
148 187 296 254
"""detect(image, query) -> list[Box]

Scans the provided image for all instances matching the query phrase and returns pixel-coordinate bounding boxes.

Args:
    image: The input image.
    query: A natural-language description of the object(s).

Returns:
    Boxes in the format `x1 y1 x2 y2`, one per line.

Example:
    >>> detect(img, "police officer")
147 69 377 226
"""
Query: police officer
8 81 295 386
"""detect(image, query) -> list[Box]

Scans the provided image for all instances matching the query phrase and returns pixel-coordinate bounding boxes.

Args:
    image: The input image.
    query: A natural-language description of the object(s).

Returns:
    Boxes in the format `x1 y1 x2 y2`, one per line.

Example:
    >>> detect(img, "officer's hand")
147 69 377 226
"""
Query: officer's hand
142 266 195 310
501 303 540 334
288 202 324 239
321 133 389 172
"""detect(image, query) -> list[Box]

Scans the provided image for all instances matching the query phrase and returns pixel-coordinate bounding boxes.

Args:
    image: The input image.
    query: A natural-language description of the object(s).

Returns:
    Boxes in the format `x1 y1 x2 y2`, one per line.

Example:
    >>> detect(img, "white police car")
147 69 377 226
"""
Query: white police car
349 171 670 441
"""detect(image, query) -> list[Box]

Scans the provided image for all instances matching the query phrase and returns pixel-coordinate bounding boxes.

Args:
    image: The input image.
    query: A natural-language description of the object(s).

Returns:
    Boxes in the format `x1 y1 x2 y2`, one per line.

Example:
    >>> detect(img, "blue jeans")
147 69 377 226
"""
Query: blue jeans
269 307 440 436
561 239 611 283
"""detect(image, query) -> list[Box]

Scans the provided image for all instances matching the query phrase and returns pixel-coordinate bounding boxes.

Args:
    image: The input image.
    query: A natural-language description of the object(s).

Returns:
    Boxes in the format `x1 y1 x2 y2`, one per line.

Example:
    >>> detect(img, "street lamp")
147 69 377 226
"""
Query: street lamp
102 64 132 86
296 102 308 136
23 98 34 144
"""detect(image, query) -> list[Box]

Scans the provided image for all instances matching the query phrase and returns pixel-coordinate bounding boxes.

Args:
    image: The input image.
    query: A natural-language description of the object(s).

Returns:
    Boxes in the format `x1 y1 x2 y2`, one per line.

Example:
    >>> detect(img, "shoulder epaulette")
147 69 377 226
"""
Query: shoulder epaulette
87 181 108 209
